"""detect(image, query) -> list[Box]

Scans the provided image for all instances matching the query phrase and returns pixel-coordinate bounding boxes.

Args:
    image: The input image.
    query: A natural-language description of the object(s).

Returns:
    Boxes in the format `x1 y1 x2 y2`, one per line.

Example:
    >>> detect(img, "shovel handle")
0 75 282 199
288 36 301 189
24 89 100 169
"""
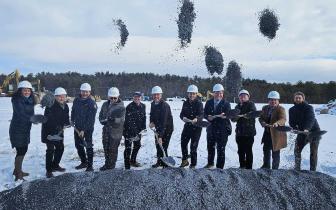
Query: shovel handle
151 128 167 158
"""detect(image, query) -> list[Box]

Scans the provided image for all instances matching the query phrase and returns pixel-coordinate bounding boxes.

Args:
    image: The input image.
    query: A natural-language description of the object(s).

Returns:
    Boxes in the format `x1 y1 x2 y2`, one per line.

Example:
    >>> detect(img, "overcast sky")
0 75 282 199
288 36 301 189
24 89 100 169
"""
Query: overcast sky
0 0 335 83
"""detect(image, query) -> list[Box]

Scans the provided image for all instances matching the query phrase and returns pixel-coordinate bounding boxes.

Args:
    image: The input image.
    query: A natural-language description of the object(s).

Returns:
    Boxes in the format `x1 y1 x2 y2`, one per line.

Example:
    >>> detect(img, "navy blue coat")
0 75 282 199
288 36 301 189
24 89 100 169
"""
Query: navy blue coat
150 100 174 138
71 96 97 132
289 102 320 132
233 101 257 136
9 95 35 148
204 99 232 136
42 101 70 143
180 98 204 129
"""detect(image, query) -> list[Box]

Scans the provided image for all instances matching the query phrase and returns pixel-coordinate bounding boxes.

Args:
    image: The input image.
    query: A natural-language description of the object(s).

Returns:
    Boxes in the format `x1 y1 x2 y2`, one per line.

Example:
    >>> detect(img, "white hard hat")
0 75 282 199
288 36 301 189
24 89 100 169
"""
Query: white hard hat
54 87 67 96
238 89 250 97
151 86 163 94
213 84 224 92
18 81 32 89
108 87 120 97
187 85 198 93
80 83 91 91
268 91 280 99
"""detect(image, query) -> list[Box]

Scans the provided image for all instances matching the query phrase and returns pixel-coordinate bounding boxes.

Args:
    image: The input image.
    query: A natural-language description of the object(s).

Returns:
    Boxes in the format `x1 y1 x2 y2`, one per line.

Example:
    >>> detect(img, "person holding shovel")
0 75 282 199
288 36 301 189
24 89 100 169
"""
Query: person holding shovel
149 86 174 168
9 81 37 181
231 89 257 169
203 84 232 169
123 91 146 169
99 87 125 170
179 85 203 168
289 92 321 171
71 83 97 172
259 91 287 169
41 87 70 178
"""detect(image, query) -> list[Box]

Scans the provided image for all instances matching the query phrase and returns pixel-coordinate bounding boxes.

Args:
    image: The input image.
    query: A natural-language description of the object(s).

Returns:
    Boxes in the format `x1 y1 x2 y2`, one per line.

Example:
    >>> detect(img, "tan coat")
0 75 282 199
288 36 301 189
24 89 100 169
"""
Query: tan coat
259 105 287 151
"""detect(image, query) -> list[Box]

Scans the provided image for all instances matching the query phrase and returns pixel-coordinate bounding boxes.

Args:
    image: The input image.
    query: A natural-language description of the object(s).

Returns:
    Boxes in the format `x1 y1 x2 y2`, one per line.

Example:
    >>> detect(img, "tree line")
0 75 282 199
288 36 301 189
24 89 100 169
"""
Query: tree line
0 71 335 104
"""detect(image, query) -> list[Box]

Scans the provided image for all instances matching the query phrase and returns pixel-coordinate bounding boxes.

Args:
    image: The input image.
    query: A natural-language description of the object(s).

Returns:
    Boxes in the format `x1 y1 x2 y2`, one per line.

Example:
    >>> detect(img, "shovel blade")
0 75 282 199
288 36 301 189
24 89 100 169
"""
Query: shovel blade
161 156 176 167
309 130 327 138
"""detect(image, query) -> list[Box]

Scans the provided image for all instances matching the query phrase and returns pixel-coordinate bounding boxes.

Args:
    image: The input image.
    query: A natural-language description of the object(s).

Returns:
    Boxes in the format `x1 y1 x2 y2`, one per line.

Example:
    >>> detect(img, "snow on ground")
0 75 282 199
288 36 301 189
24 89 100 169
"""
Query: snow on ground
0 97 335 191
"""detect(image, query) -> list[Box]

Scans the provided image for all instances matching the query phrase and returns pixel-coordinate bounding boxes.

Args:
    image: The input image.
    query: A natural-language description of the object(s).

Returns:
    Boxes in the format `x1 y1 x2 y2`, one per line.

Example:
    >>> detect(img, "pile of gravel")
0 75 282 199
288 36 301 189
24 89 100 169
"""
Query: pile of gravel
258 8 280 40
113 19 129 50
1 169 335 210
177 0 196 48
204 46 224 75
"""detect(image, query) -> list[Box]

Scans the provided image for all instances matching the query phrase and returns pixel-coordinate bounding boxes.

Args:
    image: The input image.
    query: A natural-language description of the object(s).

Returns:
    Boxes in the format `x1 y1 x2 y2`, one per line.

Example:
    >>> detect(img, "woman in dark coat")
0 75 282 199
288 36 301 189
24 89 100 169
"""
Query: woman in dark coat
9 81 36 181
41 87 70 178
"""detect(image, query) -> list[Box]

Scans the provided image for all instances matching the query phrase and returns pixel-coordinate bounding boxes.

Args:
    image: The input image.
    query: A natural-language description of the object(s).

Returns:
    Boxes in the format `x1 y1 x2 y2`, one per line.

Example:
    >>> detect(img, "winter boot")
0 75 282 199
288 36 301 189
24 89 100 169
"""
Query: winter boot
130 160 142 167
99 165 112 171
14 156 26 181
52 165 66 172
75 162 87 170
203 163 215 169
85 166 94 172
46 171 54 178
179 160 189 168
152 160 162 168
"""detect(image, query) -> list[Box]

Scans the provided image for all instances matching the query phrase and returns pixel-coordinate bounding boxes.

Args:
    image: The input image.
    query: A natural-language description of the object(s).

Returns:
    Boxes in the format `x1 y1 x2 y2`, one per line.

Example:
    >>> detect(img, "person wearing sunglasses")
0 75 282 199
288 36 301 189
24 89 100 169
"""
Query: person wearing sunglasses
99 87 126 170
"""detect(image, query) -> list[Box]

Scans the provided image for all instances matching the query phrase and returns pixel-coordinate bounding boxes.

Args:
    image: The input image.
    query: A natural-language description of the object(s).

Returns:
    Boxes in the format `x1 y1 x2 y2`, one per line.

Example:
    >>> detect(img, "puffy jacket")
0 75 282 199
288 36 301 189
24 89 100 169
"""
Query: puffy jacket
180 98 204 129
9 95 35 148
123 101 146 138
41 101 70 143
204 99 232 136
150 100 174 138
232 101 257 136
71 96 97 132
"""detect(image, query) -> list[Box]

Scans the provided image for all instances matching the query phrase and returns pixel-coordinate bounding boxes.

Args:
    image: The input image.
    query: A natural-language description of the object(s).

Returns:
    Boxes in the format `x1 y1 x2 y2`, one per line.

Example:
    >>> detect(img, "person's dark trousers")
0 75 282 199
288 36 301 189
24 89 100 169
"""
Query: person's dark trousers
181 126 202 166
74 130 94 167
207 129 228 169
16 146 28 157
155 131 173 165
236 136 254 169
262 132 280 169
124 138 141 168
294 135 320 171
46 141 64 172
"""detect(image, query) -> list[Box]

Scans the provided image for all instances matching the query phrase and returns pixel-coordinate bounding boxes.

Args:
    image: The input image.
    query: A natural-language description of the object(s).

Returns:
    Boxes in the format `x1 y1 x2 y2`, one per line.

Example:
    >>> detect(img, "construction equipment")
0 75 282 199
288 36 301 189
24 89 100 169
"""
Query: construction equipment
0 69 21 96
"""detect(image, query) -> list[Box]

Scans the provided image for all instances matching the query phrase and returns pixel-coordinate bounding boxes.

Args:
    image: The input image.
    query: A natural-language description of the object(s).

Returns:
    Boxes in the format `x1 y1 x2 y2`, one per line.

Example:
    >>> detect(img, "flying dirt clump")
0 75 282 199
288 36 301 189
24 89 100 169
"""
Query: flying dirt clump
113 19 129 51
258 8 280 40
204 46 224 75
177 0 196 48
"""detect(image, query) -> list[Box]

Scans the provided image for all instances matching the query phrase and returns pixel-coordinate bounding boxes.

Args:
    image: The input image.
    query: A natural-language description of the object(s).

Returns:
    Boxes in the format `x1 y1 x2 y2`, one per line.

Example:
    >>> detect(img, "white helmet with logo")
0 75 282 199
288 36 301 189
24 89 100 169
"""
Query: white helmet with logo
238 89 250 97
54 87 67 96
151 86 163 94
213 84 224 92
108 87 120 97
80 83 91 91
268 91 280 99
18 81 33 89
187 85 198 93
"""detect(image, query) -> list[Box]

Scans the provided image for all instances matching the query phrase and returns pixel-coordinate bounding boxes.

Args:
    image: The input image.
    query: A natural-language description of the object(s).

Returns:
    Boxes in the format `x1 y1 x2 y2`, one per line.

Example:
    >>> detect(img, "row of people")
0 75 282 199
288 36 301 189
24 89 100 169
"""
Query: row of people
9 81 321 180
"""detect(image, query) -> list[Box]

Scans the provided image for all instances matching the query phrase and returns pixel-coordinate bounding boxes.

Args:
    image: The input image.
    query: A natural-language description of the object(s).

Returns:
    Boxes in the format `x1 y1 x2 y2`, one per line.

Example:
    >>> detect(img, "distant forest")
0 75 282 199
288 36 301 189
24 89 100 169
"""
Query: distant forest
1 71 335 104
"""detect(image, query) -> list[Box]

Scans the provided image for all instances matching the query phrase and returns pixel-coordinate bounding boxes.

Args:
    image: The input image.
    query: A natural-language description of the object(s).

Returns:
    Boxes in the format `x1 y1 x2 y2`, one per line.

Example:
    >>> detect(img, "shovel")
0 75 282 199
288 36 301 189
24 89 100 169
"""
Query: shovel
30 114 48 124
274 125 327 138
236 110 262 119
212 109 241 119
151 128 176 167
183 118 210 128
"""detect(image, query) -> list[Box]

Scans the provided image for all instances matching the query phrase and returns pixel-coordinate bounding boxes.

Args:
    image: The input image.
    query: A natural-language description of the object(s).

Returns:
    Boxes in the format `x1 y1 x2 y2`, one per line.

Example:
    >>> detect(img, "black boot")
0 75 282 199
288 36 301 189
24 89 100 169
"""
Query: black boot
75 162 87 170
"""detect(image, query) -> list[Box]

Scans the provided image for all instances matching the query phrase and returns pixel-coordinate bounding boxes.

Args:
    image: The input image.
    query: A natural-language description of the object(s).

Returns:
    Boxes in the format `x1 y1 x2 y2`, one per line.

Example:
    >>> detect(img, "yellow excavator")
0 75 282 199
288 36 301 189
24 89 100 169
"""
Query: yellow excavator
0 69 21 96
197 90 213 101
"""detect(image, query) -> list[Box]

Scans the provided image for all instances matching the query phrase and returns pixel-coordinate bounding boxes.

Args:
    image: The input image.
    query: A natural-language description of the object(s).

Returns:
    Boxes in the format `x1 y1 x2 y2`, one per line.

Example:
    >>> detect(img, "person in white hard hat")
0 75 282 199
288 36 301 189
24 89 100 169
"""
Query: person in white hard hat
179 85 204 168
149 86 174 168
259 91 287 169
98 87 125 170
42 87 70 178
231 89 257 169
9 81 37 181
71 83 97 172
203 84 232 169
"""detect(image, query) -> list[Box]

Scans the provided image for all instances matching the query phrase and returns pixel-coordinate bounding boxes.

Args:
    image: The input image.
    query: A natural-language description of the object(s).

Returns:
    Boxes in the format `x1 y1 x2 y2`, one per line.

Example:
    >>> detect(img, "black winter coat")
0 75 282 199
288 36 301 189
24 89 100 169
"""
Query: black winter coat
41 101 70 143
9 95 35 148
71 96 97 132
180 98 204 129
150 100 173 138
233 101 257 136
123 101 146 138
289 102 320 132
204 99 232 136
